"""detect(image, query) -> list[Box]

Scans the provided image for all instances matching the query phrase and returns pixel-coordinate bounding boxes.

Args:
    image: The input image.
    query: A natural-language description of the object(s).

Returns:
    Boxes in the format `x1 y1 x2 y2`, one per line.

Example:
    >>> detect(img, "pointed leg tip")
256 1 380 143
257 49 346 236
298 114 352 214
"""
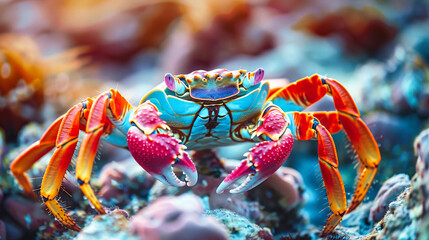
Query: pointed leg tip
319 227 333 237
346 204 357 214
69 224 82 232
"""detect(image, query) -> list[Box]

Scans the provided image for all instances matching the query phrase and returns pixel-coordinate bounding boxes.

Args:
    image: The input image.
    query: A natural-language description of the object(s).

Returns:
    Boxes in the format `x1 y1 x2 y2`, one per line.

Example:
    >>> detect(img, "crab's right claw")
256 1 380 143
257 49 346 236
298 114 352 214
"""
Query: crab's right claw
217 129 294 194
128 126 198 187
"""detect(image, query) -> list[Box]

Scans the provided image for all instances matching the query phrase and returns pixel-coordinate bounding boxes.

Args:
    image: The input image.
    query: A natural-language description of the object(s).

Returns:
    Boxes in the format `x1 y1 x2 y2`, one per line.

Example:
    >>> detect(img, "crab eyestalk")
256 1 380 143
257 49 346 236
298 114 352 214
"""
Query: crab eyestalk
241 68 264 89
217 129 294 193
165 73 187 95
127 103 197 187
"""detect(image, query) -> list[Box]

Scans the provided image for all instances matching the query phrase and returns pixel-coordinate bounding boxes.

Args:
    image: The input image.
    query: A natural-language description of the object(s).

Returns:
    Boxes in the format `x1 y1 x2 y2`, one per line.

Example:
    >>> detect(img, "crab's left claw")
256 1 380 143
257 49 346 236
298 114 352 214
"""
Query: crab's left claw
217 129 294 194
127 102 197 187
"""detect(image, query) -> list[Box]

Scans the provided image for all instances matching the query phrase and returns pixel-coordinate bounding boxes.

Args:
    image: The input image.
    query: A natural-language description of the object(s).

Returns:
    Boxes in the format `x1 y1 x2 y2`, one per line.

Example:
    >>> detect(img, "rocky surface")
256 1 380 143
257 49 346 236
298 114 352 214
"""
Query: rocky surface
0 1 428 240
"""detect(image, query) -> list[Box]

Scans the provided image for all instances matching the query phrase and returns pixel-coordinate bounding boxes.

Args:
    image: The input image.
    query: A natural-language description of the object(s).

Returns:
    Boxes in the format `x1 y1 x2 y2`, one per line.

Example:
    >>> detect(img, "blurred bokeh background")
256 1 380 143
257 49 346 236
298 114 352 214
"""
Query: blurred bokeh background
0 0 428 239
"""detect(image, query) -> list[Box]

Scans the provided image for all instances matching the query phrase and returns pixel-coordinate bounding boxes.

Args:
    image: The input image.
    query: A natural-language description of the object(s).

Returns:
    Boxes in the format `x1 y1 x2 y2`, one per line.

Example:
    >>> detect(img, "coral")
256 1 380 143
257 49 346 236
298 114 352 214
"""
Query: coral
130 194 229 240
369 174 411 222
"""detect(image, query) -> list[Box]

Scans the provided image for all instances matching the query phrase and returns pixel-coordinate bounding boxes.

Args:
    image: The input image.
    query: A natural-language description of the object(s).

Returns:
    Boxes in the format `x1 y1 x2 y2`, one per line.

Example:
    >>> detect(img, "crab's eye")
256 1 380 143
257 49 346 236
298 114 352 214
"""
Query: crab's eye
164 73 186 95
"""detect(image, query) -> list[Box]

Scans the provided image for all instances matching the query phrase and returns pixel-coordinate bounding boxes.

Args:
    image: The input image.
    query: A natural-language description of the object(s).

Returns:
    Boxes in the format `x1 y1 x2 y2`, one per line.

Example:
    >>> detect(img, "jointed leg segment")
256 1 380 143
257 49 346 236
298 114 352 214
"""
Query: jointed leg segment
269 74 381 214
75 93 111 214
10 89 133 231
10 116 64 199
291 112 347 236
40 103 85 231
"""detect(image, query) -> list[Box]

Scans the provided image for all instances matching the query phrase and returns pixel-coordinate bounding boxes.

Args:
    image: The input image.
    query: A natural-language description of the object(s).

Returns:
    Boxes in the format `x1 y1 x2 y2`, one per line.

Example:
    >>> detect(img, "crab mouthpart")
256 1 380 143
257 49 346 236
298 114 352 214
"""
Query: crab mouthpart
127 126 197 187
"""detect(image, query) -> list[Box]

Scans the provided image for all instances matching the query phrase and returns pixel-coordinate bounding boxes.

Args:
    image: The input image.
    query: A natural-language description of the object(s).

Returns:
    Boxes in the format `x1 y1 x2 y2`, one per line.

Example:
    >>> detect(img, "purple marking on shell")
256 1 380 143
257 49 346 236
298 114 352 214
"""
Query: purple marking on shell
165 73 176 91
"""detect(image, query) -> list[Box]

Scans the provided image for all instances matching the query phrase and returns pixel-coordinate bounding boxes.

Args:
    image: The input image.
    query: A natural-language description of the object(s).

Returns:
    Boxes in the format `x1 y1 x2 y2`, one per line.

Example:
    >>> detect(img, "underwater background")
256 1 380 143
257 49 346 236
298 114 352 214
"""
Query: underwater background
0 0 428 239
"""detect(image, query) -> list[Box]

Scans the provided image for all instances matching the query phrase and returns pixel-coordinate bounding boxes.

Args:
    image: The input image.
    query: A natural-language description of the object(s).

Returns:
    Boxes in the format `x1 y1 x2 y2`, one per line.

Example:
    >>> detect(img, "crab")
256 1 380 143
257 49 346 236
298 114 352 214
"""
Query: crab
10 68 380 236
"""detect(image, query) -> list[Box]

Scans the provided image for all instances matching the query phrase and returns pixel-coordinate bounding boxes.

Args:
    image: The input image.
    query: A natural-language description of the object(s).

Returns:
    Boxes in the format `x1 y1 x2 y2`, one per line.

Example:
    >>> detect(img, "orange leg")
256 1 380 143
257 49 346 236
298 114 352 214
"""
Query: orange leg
270 74 381 213
40 103 85 232
292 112 347 236
10 89 132 231
76 90 132 214
310 111 342 134
75 94 110 214
10 116 64 199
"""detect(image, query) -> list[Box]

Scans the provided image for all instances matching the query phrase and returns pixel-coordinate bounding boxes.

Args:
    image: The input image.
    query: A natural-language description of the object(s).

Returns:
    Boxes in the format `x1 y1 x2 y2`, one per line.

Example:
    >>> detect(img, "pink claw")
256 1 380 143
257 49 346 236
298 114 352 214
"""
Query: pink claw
217 129 294 194
127 126 198 187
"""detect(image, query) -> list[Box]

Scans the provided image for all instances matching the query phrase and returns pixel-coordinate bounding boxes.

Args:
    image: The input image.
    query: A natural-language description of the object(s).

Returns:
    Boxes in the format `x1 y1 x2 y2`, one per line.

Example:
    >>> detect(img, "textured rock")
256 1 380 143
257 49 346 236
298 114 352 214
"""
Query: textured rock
0 220 6 240
131 194 228 240
261 167 305 210
76 211 136 240
207 209 273 240
369 129 429 239
369 174 411 222
4 195 50 230
209 190 262 220
415 128 429 180
98 159 155 201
